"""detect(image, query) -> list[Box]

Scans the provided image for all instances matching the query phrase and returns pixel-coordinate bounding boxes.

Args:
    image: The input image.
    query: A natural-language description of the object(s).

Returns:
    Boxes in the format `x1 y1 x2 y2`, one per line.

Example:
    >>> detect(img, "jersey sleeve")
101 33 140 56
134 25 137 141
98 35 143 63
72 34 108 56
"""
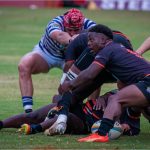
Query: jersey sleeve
46 16 64 36
65 33 88 62
83 18 96 29
93 44 113 68
65 40 78 62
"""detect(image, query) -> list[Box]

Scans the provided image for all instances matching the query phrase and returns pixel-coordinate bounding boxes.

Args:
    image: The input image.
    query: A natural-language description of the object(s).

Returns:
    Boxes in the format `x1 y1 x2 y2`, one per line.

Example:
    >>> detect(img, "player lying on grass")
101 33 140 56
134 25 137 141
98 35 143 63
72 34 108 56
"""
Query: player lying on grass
0 90 140 137
52 24 150 142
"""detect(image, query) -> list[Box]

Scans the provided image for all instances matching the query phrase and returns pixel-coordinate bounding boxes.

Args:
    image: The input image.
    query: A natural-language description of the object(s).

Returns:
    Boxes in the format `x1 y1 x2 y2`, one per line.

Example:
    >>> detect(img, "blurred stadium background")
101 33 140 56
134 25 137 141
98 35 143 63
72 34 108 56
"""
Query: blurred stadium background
0 0 150 11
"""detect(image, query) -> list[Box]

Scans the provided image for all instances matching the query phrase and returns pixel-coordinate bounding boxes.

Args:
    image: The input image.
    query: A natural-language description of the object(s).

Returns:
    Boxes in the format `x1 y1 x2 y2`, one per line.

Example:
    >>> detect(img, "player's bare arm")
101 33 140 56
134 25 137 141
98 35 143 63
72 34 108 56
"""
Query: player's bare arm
61 62 103 92
50 30 71 45
136 36 150 55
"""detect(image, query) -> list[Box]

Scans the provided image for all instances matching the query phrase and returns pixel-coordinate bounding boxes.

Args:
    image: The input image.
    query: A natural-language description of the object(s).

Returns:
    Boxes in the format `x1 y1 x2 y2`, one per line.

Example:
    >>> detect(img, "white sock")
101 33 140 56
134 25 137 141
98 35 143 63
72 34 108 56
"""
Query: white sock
56 114 67 124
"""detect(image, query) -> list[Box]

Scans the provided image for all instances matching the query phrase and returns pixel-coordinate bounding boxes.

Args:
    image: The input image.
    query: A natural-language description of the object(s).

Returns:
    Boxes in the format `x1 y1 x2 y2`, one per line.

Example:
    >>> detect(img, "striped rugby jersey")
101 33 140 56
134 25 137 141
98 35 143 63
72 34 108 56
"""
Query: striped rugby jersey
39 15 96 59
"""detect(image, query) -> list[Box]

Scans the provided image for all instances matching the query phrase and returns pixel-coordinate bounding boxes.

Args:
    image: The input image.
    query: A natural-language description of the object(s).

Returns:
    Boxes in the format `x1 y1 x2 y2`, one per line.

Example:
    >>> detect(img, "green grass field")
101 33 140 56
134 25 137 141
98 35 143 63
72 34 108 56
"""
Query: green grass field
0 7 150 149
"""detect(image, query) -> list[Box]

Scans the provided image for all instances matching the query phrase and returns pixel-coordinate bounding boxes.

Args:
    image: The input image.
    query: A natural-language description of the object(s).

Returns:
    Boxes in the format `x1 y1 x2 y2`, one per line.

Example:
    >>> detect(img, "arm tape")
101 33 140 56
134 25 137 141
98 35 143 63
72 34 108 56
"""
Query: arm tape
66 69 78 81
60 73 67 85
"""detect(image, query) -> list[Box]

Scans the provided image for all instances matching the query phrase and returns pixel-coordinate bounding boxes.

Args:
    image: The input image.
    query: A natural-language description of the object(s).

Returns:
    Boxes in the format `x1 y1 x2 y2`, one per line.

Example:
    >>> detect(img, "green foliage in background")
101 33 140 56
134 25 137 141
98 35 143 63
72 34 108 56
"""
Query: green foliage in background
0 7 150 149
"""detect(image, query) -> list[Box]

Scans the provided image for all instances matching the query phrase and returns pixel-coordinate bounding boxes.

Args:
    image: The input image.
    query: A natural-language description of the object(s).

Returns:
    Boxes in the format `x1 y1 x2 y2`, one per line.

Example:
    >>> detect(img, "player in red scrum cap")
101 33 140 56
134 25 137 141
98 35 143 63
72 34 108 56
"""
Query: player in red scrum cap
63 8 85 36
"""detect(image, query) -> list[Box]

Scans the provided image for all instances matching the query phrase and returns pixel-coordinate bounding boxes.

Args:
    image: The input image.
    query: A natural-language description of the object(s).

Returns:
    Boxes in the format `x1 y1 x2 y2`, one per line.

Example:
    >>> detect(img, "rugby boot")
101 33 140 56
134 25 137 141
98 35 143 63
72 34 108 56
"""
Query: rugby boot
78 133 109 142
18 124 31 134
44 114 67 136
18 124 42 135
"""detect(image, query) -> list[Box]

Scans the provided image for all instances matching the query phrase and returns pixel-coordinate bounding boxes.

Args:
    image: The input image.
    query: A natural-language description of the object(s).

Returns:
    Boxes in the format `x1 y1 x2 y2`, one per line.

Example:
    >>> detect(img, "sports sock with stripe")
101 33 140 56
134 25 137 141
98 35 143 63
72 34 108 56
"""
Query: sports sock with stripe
22 96 33 113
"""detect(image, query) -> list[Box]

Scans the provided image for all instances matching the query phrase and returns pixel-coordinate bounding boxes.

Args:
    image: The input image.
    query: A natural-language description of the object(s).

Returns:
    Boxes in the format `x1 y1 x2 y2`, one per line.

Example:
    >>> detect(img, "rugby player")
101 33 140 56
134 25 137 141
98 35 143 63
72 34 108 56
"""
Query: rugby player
58 29 133 99
0 90 140 137
49 24 150 142
18 8 96 113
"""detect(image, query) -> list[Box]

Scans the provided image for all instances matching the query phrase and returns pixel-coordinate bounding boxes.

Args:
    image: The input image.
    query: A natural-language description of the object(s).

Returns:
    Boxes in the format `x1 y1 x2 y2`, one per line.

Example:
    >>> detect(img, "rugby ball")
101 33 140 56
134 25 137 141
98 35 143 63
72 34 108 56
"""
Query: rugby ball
91 120 123 140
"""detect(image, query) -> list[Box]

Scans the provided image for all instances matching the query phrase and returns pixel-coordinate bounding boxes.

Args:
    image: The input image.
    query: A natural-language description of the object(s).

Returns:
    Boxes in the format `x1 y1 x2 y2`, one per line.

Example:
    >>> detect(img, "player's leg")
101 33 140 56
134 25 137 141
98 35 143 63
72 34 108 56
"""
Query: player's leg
49 70 114 135
18 43 65 113
44 113 86 136
80 82 150 142
66 113 85 134
19 106 85 135
0 103 56 129
18 49 49 113
78 75 150 142
45 103 86 136
104 84 149 119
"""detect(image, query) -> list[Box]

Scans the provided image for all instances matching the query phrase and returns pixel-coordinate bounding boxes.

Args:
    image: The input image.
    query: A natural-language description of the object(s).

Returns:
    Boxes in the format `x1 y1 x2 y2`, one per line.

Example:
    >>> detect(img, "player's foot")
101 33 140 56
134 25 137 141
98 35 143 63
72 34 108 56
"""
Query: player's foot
78 133 109 142
44 121 67 136
25 109 32 113
18 124 31 135
18 124 42 135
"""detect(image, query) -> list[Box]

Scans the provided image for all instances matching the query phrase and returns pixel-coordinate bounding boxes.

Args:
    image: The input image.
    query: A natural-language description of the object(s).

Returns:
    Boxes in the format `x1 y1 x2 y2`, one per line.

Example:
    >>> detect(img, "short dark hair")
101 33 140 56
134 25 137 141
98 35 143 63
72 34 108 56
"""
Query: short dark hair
89 24 113 39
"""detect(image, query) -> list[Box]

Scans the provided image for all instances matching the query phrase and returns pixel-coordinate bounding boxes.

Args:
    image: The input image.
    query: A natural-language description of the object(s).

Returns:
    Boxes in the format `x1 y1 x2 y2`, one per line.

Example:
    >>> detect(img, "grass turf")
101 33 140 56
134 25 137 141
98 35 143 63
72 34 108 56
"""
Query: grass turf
0 7 150 149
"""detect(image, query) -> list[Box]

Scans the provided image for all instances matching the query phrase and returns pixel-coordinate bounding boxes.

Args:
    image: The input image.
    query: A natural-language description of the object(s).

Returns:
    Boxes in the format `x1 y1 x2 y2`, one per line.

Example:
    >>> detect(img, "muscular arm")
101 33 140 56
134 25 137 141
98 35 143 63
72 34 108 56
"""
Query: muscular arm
136 36 150 55
50 31 71 45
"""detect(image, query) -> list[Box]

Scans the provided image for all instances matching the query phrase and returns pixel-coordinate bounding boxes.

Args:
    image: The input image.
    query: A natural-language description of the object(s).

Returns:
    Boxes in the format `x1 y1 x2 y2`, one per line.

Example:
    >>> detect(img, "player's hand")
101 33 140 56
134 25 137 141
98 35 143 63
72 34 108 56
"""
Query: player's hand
121 123 131 132
52 94 62 103
61 81 72 93
93 97 106 110
136 49 143 56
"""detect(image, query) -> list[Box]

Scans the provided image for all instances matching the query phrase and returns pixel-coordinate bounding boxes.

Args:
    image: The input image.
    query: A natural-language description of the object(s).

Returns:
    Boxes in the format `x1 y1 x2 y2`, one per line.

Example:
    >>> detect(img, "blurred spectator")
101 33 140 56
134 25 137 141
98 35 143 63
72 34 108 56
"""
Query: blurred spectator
62 0 87 8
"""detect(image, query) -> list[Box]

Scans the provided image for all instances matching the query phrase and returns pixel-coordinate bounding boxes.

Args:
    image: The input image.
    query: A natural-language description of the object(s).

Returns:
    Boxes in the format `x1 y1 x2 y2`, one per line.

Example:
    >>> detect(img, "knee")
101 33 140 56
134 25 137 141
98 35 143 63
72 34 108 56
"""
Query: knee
107 95 122 117
18 59 31 77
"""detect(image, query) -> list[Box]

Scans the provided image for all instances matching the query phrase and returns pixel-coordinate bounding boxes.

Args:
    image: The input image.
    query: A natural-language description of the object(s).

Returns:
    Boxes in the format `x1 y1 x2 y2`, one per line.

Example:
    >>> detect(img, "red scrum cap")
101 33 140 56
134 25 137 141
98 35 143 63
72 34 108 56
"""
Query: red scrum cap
63 8 85 29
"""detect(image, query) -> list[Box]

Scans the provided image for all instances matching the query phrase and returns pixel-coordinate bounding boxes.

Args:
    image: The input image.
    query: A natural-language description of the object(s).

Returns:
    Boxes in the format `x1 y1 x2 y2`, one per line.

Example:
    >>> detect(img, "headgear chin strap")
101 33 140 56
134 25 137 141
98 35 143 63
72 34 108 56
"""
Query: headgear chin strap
63 8 85 29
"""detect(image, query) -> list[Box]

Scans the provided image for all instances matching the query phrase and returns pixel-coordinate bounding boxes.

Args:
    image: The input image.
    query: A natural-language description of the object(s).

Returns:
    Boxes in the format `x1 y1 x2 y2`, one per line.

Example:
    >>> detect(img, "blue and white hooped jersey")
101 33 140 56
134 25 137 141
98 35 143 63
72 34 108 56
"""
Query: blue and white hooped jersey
39 15 96 59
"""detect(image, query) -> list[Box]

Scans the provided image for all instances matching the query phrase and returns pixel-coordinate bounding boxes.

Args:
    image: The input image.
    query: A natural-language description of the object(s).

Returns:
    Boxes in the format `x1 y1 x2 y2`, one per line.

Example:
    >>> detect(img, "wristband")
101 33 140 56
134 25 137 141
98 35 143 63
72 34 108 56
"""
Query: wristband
66 69 78 81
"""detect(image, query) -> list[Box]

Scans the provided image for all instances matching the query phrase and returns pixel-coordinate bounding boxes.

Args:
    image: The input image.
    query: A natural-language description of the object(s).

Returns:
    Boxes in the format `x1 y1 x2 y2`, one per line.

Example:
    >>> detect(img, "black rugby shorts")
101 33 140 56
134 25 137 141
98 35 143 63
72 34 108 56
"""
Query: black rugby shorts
135 76 150 102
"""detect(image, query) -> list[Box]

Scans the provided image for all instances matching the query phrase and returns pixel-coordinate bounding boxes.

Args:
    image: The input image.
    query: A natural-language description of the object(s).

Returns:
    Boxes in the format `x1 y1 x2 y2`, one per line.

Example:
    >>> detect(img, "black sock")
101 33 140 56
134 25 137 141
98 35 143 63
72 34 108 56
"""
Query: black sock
31 124 43 134
98 118 114 136
127 107 141 118
25 109 32 113
0 121 3 129
57 91 72 116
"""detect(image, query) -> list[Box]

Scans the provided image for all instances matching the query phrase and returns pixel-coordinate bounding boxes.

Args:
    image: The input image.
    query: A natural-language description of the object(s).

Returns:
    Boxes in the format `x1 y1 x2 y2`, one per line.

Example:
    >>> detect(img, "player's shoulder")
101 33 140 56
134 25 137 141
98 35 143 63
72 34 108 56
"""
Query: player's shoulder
84 17 95 22
83 18 96 28
105 41 119 49
47 15 64 29
101 42 123 54
52 15 63 21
